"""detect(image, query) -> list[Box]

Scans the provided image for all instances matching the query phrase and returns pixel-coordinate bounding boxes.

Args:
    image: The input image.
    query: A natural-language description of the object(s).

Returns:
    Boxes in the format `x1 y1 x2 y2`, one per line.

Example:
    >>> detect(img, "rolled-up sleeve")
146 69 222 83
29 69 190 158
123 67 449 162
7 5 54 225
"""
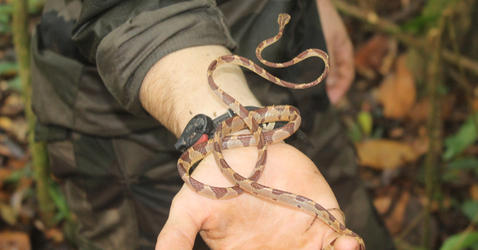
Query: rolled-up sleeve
72 0 236 116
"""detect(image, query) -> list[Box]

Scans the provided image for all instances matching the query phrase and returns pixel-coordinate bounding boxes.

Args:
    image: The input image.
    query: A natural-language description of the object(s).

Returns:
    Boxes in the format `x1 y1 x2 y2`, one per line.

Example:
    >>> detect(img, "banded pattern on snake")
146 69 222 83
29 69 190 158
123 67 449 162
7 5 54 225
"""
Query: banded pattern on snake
177 13 365 250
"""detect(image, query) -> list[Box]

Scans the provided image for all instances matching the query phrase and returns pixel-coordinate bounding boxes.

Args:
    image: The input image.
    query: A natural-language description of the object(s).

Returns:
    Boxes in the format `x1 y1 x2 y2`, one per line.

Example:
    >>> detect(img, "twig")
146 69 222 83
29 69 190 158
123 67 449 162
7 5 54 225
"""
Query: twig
332 0 478 76
422 12 447 249
389 0 426 22
442 50 478 76
396 210 426 241
12 0 55 226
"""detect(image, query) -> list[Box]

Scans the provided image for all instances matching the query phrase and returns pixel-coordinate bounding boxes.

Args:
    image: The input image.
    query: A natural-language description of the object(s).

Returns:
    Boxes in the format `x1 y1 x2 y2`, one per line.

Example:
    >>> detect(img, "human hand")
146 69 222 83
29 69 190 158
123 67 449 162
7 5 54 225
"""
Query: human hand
317 0 354 104
156 143 361 249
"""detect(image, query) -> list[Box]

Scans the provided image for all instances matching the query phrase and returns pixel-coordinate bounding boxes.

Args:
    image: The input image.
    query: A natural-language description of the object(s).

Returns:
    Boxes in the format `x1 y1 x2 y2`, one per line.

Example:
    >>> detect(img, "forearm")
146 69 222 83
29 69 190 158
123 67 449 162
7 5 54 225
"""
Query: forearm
140 45 261 137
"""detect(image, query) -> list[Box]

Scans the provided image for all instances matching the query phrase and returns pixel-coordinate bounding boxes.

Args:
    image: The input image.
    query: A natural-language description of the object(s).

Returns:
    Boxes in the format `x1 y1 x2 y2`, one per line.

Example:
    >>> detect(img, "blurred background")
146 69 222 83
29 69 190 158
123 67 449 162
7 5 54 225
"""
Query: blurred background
0 0 477 249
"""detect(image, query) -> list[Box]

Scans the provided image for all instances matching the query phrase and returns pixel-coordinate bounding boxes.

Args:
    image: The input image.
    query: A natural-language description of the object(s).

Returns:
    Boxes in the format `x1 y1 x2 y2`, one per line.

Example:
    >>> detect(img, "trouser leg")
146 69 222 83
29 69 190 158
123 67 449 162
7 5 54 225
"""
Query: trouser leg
46 130 182 250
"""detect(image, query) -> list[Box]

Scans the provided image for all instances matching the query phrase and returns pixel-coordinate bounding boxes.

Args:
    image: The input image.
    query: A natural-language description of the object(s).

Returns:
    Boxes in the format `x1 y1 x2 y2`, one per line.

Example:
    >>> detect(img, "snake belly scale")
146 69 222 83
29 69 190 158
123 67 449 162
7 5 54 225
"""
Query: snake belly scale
177 13 365 250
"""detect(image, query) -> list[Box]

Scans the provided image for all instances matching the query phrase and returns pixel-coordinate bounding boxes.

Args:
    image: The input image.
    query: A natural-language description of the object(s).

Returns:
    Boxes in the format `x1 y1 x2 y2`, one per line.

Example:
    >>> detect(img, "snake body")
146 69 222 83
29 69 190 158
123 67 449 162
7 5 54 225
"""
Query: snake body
177 13 365 249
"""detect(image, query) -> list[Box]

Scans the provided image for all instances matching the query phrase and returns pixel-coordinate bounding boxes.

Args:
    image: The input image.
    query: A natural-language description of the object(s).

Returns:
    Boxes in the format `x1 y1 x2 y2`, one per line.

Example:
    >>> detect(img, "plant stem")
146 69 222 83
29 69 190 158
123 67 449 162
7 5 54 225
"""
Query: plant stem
12 0 55 227
422 14 446 249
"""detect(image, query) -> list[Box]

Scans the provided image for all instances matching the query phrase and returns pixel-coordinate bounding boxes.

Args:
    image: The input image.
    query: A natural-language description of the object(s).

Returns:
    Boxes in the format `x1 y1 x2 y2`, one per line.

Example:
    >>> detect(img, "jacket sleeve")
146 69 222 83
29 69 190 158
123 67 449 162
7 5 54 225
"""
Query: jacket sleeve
72 0 236 116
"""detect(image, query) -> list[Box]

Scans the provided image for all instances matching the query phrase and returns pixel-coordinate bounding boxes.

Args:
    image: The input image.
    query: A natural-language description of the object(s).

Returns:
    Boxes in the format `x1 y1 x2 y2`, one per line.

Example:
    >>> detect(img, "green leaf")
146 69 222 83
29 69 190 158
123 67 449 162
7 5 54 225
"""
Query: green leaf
441 169 460 183
7 76 22 92
0 14 9 23
401 14 439 33
48 180 71 222
357 111 373 136
346 120 362 142
462 200 478 224
28 0 45 14
0 6 11 34
442 157 478 182
401 0 458 33
422 0 456 19
443 113 478 160
4 164 32 184
0 4 13 15
4 169 24 184
440 231 478 250
447 157 478 176
0 62 17 75
0 23 10 34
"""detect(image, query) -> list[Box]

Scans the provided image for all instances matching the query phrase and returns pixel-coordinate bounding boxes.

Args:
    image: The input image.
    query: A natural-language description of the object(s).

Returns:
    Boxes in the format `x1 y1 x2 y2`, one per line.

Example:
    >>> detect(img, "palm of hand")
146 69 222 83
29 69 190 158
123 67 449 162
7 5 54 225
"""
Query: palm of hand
156 144 359 249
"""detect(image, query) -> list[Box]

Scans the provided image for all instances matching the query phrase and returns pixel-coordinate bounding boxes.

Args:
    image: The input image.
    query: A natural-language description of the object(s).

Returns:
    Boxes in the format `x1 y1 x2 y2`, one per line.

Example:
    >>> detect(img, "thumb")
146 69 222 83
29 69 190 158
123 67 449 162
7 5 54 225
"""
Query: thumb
155 197 202 250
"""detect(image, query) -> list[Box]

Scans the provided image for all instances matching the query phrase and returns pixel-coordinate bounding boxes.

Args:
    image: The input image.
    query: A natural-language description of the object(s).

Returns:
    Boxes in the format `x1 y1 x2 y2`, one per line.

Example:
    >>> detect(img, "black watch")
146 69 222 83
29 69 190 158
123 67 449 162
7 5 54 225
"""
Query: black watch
174 106 259 152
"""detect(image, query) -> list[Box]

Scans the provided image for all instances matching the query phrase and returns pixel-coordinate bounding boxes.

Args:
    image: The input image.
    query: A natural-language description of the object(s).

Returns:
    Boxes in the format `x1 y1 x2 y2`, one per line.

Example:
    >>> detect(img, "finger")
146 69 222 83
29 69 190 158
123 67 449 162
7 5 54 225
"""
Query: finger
332 235 361 250
326 66 353 104
319 208 361 250
326 80 344 104
326 74 349 104
155 214 198 250
155 195 202 250
326 36 354 104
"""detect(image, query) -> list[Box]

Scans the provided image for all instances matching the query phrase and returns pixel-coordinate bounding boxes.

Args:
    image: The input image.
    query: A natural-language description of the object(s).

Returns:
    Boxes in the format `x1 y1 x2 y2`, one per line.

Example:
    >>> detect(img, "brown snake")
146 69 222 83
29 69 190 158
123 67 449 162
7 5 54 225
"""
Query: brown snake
177 13 365 249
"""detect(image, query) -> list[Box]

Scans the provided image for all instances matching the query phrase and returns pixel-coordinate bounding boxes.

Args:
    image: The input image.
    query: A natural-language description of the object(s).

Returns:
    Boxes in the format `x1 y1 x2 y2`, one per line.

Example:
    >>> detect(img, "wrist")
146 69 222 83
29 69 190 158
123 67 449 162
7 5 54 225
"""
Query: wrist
140 45 261 137
174 106 261 152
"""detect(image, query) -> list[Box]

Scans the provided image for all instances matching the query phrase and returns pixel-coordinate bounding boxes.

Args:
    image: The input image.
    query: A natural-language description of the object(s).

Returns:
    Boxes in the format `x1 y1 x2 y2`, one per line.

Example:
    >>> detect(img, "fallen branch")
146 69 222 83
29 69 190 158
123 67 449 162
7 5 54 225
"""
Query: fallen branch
332 0 478 76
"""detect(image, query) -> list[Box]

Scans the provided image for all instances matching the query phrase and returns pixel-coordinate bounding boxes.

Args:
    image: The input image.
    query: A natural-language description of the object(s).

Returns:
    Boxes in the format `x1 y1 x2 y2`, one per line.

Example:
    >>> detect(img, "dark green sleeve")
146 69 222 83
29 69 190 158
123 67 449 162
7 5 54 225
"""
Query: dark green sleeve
72 0 236 116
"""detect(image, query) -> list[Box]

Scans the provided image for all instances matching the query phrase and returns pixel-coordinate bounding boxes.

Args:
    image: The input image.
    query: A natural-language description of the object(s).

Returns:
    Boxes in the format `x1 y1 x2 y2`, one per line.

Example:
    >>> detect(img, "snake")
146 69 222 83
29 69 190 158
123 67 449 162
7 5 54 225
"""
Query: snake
177 13 365 250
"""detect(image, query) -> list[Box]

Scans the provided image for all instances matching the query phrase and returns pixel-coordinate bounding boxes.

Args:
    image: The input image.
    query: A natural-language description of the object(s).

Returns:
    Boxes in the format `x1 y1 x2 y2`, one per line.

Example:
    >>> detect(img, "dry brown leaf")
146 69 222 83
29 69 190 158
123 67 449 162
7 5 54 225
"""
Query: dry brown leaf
9 118 28 143
45 228 64 243
8 158 28 170
0 168 12 188
376 54 416 119
385 192 410 234
0 144 12 158
408 98 430 123
473 98 478 112
470 184 478 200
408 95 455 123
354 35 396 79
373 196 392 214
389 127 404 138
0 95 24 116
411 136 429 156
355 139 419 169
442 196 452 210
0 136 24 159
0 231 30 250
0 203 17 225
0 117 12 131
0 192 8 203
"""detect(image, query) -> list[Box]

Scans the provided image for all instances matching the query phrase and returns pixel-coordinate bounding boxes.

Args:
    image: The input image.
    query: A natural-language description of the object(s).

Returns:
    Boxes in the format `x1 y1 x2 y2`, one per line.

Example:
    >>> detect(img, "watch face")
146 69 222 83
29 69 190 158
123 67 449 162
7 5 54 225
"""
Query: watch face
175 114 214 152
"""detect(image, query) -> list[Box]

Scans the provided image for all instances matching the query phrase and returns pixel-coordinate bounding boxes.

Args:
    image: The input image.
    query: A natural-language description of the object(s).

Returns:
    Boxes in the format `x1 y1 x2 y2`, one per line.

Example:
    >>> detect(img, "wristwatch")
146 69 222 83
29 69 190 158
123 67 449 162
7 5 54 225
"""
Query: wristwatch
174 106 259 152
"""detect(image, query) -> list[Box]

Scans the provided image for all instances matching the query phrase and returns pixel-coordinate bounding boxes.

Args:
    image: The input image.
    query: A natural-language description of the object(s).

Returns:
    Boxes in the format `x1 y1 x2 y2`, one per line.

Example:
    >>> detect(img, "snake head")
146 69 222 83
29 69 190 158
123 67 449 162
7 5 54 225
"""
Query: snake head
277 13 291 27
